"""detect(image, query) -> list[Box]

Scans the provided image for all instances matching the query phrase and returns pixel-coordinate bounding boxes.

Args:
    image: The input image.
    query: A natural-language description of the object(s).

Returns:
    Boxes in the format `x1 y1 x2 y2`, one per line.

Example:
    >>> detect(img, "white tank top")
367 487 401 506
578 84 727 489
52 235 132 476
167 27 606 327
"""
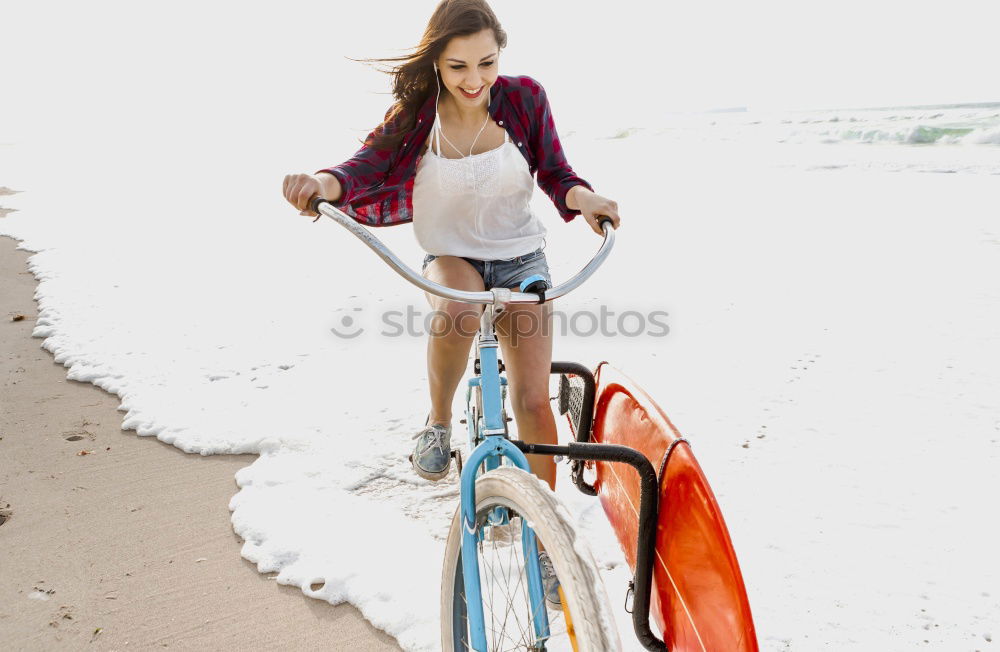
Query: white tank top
412 110 547 261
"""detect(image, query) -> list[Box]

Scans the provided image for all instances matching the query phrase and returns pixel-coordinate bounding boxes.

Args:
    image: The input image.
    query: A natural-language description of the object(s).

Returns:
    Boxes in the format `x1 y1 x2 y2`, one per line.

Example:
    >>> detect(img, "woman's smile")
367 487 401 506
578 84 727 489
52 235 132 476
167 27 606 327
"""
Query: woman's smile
459 86 485 99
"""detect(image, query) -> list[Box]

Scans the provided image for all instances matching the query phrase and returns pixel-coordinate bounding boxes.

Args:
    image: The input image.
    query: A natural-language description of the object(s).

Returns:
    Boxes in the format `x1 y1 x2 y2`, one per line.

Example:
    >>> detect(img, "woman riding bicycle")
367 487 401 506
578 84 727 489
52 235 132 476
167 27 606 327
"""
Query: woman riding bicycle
282 0 622 491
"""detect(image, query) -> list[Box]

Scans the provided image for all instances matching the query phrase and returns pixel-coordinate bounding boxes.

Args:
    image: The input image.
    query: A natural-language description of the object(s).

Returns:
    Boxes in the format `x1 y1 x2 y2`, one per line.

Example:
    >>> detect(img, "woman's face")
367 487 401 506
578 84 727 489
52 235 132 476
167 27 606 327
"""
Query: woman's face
436 29 500 109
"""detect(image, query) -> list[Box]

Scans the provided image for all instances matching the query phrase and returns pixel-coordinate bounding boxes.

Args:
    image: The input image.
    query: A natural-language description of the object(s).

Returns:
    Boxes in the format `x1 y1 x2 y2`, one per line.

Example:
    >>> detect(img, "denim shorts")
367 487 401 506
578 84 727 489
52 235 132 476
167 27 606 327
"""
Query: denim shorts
421 247 552 290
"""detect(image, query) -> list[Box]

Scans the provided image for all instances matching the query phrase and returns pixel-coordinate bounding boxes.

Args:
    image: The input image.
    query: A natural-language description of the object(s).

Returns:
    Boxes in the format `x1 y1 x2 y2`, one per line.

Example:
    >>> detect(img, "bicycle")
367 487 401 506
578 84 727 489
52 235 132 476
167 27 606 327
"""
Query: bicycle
310 197 623 651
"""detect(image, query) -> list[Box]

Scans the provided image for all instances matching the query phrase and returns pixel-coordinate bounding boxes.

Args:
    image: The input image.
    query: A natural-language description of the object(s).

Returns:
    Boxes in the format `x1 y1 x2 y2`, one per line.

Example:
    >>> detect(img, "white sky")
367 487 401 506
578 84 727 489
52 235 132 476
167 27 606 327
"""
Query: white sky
1 0 998 144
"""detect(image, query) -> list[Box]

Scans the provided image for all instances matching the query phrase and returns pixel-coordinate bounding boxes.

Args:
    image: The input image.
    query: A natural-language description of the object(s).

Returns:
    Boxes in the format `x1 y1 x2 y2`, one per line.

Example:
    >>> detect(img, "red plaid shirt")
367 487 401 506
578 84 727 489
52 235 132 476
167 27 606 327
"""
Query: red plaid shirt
318 75 592 227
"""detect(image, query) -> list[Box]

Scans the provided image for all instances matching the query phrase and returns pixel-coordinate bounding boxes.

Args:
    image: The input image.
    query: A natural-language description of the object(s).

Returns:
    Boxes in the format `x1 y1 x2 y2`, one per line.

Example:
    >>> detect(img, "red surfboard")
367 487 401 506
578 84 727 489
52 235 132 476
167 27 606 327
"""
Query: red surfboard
565 362 758 651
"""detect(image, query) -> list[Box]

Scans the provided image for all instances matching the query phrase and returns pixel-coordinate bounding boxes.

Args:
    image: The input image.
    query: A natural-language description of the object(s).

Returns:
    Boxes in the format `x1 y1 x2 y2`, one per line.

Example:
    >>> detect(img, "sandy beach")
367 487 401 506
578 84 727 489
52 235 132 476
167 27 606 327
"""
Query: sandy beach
0 235 401 650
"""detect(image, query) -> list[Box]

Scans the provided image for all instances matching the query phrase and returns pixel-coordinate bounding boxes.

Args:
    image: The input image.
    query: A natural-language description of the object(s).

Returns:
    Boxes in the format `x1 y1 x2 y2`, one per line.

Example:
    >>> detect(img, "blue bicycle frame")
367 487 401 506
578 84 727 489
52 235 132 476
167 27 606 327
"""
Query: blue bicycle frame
459 286 551 651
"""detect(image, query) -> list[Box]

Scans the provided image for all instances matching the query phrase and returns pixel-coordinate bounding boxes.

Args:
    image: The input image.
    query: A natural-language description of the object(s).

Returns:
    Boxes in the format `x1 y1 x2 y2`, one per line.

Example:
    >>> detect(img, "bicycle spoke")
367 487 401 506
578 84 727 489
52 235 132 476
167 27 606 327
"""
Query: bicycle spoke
481 537 504 651
510 523 534 649
482 526 527 650
498 541 531 643
486 509 567 651
484 526 530 649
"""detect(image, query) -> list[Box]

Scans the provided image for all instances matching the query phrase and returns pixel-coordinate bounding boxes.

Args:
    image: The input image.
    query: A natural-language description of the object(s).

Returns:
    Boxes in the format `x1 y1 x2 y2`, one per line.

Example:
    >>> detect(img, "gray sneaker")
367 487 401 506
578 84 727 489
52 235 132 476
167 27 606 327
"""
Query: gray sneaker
538 551 561 608
411 417 452 481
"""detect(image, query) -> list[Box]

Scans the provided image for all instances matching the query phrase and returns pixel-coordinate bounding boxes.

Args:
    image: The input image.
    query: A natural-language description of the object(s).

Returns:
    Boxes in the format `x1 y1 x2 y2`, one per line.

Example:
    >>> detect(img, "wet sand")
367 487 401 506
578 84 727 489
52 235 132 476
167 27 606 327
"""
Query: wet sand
0 235 402 651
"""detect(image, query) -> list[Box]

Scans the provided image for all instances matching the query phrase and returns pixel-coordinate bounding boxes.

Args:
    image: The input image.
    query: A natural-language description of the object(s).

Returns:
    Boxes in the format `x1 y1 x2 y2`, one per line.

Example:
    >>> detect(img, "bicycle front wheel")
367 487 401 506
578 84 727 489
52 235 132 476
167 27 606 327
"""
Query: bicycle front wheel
440 467 620 651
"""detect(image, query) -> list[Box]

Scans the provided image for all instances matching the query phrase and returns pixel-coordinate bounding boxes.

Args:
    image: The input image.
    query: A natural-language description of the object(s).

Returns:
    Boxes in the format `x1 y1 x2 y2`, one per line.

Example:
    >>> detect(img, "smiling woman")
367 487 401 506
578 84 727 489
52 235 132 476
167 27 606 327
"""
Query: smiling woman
281 0 621 495
279 6 627 649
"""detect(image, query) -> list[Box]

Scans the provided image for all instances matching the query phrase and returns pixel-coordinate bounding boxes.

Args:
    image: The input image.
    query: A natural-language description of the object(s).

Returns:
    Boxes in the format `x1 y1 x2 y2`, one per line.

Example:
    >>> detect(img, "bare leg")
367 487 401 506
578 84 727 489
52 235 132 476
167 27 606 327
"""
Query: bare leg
495 297 557 490
422 257 485 427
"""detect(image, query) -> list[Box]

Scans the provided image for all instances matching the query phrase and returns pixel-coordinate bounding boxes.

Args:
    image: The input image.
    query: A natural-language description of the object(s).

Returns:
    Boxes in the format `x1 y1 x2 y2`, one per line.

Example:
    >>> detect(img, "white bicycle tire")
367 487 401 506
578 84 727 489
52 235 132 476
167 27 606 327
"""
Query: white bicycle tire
440 466 621 651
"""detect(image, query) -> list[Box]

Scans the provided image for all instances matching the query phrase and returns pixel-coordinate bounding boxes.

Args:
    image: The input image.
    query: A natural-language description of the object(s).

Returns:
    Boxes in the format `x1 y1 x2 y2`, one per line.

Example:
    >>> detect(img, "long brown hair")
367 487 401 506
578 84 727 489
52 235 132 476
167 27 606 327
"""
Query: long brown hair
355 0 507 152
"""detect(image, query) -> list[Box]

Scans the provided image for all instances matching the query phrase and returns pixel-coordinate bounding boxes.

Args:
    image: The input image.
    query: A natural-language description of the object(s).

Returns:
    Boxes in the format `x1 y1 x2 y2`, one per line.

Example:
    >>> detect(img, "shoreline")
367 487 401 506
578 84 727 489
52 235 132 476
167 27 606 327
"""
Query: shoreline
0 234 401 650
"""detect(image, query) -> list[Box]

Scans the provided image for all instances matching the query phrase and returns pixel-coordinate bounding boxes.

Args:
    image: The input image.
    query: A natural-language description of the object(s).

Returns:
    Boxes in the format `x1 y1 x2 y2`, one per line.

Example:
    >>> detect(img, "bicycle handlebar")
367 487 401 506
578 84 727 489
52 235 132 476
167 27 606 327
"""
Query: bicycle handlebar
309 196 615 306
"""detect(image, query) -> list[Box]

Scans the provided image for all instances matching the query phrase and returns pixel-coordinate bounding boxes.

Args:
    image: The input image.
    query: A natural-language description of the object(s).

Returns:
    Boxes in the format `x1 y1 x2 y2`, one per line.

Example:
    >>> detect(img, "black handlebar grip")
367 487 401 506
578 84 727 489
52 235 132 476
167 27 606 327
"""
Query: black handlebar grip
598 215 614 230
309 195 329 215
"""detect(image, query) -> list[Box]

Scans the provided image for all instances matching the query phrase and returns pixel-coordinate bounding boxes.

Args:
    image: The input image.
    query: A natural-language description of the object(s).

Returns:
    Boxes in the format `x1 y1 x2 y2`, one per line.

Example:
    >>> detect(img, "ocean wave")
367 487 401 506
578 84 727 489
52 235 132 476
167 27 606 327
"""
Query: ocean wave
813 124 999 146
574 105 1000 154
906 125 974 144
963 126 1000 144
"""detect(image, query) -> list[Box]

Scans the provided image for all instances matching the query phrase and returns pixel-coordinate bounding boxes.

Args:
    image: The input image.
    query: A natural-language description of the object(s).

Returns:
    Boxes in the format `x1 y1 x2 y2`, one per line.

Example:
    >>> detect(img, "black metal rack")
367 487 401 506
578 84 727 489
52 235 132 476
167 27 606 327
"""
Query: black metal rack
509 360 671 652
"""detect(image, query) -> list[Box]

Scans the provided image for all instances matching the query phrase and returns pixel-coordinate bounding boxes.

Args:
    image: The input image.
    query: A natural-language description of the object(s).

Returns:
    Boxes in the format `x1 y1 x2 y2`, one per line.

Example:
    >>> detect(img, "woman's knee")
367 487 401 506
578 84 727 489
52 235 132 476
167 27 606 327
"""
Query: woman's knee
428 302 481 339
511 388 552 416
